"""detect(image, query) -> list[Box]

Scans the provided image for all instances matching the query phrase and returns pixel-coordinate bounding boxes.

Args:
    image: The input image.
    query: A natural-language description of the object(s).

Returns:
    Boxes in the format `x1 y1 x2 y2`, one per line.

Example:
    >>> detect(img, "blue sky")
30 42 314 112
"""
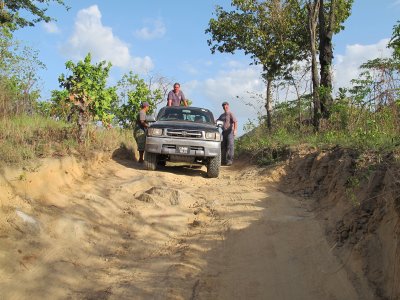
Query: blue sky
14 0 400 135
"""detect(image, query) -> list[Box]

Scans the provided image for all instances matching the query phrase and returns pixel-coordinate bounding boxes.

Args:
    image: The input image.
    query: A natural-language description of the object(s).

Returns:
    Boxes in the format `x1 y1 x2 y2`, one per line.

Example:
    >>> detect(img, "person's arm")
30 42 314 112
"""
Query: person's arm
181 91 188 107
167 91 172 106
140 119 148 128
233 120 238 136
231 112 238 136
139 111 149 128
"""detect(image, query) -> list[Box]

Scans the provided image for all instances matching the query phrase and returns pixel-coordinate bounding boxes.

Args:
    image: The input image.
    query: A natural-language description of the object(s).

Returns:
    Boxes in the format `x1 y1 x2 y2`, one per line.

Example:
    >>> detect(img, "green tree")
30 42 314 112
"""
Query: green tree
12 45 45 114
56 53 117 142
0 27 17 73
357 58 399 108
0 27 18 115
0 0 68 29
49 89 71 120
0 27 45 116
114 72 160 129
388 21 400 60
334 40 400 138
206 0 308 130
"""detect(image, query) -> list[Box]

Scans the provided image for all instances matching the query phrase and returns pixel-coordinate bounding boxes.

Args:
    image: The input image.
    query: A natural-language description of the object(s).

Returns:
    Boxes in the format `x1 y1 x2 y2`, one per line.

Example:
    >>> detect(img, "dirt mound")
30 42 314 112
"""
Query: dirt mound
137 187 196 207
279 147 400 299
111 142 137 160
0 153 109 237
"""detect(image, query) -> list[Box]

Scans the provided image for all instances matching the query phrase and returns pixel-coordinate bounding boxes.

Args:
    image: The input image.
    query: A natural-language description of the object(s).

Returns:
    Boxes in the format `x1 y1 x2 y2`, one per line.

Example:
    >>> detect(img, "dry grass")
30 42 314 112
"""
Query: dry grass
0 115 137 167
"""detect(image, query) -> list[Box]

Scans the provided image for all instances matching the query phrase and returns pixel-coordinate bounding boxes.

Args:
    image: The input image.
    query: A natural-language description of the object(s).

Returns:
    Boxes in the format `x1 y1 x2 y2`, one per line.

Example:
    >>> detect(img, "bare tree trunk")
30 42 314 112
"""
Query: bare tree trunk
70 93 90 143
308 0 321 131
290 76 303 128
265 76 273 130
318 0 335 118
78 110 89 143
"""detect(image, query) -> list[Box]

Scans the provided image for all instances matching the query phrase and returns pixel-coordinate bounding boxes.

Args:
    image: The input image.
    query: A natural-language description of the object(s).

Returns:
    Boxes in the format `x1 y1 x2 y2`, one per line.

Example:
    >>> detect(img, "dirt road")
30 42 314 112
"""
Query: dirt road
0 157 367 299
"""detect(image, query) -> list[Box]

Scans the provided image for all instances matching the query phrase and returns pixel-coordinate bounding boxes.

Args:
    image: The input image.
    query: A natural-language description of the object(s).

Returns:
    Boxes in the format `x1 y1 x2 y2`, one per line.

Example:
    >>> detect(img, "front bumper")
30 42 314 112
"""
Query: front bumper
145 136 221 157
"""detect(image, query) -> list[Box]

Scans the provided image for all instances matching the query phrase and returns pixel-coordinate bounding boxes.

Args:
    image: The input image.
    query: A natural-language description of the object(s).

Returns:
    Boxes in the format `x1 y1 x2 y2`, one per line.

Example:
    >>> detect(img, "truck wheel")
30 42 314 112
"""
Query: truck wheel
144 152 157 171
207 152 221 178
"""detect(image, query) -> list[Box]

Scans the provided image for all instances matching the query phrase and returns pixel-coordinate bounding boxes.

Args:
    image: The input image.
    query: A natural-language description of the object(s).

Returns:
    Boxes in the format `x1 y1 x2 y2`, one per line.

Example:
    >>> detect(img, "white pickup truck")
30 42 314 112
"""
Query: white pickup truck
144 106 223 178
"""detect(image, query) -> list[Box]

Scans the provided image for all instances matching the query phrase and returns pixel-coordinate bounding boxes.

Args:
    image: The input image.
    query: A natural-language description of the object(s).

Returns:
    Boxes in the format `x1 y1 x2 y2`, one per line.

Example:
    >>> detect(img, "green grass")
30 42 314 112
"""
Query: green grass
237 118 400 166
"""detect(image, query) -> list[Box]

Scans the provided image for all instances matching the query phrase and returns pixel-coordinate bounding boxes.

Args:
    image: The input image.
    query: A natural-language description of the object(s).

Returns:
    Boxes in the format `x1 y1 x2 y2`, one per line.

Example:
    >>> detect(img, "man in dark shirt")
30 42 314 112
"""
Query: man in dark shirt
217 101 238 166
167 82 188 106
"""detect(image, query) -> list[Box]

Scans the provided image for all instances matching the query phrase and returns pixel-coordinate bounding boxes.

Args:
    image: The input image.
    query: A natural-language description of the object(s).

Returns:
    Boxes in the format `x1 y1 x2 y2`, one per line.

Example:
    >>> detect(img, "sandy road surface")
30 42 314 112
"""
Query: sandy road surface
0 157 361 299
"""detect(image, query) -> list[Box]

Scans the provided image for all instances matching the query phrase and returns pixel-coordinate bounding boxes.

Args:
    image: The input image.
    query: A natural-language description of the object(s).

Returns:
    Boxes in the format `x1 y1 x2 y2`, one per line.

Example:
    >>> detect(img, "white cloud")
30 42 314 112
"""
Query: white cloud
182 62 200 76
204 67 264 101
134 18 166 40
61 5 153 73
185 64 265 122
224 60 248 68
333 39 392 90
42 22 60 34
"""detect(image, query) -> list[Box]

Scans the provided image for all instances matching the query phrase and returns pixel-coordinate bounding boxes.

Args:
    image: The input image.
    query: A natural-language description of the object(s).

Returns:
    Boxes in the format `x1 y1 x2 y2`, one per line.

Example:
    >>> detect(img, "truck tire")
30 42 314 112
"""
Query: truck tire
207 152 221 178
144 152 157 171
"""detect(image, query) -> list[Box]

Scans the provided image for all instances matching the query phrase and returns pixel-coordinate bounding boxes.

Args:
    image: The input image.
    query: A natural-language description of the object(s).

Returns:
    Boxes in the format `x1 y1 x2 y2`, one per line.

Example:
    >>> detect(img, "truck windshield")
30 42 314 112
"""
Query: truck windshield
158 108 213 123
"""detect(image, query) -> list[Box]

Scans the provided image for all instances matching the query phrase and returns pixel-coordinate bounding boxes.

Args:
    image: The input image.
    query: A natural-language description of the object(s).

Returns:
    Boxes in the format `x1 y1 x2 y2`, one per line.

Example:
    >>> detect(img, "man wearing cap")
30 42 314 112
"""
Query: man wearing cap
167 82 188 107
134 101 150 163
217 101 238 166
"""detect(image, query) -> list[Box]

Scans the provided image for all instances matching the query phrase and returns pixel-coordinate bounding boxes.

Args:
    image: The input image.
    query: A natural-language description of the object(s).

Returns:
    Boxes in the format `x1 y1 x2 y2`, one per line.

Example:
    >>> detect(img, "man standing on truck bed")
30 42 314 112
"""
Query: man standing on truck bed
217 101 238 166
167 82 188 107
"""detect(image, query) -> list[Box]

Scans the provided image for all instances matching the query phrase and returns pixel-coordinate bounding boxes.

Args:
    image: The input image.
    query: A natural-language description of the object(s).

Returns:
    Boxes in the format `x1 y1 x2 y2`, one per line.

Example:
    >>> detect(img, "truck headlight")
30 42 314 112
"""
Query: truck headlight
205 132 220 140
148 128 163 136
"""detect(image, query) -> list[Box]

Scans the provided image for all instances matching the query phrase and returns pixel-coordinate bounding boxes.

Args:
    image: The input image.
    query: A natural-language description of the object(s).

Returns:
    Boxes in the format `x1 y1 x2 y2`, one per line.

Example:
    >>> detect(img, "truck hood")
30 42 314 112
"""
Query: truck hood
150 121 219 132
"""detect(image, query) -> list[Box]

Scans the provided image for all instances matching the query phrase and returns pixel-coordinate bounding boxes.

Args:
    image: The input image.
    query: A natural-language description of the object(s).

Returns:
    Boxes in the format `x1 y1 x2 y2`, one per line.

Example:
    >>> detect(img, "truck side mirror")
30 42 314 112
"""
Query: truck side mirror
146 115 156 122
216 120 223 127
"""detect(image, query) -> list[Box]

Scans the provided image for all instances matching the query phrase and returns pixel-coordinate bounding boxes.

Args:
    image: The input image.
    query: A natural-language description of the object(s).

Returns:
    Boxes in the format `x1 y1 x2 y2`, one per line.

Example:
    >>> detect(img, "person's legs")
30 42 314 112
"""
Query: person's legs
134 128 146 162
138 151 144 162
226 132 235 165
221 132 228 165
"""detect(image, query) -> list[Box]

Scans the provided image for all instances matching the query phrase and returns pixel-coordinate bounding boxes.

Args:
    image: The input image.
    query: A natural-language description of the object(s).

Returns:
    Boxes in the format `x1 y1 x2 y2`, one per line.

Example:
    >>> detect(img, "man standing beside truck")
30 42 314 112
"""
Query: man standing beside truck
217 101 238 166
134 101 150 163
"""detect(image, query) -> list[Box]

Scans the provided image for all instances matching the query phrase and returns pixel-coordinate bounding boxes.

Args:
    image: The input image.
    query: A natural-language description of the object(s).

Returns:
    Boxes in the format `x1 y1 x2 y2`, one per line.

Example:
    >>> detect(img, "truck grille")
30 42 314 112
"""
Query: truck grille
163 145 205 151
166 129 202 138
